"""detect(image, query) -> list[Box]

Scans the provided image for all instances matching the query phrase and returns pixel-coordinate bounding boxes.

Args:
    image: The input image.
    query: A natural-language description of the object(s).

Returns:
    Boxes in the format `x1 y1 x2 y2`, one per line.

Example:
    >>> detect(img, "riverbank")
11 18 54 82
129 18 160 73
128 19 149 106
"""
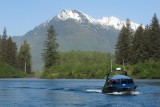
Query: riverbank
40 52 160 79
1 51 160 79
0 62 26 78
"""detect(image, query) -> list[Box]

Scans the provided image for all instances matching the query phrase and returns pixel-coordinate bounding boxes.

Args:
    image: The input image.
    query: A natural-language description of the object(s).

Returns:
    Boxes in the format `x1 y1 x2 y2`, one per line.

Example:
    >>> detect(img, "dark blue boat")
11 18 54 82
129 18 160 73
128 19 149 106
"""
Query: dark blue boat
102 68 137 94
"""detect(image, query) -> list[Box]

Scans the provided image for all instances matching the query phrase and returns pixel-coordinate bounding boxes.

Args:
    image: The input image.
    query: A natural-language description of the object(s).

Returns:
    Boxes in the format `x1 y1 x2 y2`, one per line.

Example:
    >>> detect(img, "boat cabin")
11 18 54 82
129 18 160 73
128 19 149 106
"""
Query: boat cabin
108 75 134 85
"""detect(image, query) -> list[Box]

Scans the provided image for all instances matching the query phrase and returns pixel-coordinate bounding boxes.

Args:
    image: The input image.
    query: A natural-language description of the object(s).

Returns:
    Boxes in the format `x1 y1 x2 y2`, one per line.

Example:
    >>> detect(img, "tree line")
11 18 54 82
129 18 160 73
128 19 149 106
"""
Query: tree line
115 14 160 65
0 27 31 74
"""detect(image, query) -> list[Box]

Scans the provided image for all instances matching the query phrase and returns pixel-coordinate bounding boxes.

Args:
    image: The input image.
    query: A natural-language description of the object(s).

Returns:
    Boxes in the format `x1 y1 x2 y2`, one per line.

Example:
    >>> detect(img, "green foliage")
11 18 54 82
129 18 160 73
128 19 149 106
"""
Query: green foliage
42 25 59 68
1 27 8 62
0 27 18 67
0 27 33 77
149 14 160 60
41 51 160 79
115 19 133 64
132 61 160 79
41 51 113 79
0 61 26 78
131 25 145 64
115 14 160 79
116 14 160 65
17 40 32 74
6 37 18 67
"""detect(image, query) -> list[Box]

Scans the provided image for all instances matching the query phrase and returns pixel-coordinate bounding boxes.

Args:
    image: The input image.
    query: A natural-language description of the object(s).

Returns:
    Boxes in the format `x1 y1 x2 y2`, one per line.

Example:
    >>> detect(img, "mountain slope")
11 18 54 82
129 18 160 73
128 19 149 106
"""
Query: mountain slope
12 10 141 70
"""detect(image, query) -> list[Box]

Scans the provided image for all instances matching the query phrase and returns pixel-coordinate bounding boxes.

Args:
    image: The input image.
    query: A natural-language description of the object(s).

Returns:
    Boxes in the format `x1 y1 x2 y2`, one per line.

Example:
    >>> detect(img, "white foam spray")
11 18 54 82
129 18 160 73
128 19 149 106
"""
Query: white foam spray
85 89 102 93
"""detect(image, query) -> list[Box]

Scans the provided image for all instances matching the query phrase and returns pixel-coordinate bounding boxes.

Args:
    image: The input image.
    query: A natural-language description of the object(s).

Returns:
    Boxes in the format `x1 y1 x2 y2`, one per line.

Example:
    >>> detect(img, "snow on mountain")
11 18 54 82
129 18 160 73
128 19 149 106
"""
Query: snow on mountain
57 10 97 24
56 10 140 31
57 10 82 21
97 16 141 31
97 16 125 30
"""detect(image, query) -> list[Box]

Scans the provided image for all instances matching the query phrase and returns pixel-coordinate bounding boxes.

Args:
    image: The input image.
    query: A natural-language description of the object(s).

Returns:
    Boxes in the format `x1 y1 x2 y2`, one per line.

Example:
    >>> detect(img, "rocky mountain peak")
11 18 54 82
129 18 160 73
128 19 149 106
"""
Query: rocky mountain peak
55 10 140 30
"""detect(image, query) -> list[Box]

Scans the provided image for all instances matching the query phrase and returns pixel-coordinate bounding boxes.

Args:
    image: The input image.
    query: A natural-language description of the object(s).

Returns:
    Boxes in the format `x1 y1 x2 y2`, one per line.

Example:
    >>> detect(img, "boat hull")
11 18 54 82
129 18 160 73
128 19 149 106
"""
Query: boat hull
102 85 137 93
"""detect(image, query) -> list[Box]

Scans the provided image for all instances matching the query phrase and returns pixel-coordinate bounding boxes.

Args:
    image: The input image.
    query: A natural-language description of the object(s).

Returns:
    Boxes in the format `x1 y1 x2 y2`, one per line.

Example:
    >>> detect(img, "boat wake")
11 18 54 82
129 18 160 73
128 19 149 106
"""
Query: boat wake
107 91 140 95
85 89 102 93
85 89 140 95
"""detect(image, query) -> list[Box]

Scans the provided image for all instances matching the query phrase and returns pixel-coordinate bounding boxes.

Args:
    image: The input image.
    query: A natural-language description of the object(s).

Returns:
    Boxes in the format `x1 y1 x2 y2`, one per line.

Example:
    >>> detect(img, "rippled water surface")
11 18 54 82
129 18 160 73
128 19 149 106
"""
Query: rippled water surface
0 79 160 107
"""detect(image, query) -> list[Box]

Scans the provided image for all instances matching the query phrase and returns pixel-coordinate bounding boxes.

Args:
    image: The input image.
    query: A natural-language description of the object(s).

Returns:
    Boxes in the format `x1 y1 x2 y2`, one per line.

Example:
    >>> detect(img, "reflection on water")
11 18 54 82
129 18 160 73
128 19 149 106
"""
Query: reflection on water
0 79 159 107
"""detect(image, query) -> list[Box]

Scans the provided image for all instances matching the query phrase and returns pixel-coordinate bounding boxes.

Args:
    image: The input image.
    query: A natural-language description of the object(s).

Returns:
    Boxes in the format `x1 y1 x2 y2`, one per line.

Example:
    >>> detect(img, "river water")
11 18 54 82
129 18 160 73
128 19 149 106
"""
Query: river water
0 79 159 107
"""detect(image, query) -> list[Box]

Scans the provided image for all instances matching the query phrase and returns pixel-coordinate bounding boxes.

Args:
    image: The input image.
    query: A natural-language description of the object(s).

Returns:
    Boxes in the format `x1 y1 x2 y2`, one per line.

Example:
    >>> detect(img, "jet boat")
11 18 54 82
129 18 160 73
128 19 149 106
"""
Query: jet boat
102 74 137 94
102 61 137 94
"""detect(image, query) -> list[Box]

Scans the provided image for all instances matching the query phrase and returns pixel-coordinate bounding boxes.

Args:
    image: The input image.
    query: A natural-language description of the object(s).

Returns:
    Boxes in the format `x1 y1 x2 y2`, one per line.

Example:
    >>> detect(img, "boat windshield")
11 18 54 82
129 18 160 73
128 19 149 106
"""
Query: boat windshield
121 79 134 84
109 79 120 85
128 79 134 84
109 79 134 85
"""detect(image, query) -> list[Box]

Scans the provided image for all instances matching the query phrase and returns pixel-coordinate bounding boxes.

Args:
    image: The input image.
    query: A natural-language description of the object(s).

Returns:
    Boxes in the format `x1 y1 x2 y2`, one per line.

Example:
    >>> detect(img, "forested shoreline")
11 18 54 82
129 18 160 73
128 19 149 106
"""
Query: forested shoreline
40 51 160 79
0 27 31 78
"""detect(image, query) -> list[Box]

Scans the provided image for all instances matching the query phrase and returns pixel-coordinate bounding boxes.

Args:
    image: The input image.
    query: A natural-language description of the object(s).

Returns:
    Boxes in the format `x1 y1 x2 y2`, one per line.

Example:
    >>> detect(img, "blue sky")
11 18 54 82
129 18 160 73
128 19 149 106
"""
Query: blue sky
0 0 160 36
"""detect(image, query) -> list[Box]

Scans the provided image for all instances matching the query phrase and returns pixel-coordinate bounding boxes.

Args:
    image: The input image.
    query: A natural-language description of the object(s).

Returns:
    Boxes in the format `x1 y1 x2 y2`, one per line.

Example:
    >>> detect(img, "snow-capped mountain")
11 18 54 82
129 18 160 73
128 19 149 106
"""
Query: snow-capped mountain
56 10 140 30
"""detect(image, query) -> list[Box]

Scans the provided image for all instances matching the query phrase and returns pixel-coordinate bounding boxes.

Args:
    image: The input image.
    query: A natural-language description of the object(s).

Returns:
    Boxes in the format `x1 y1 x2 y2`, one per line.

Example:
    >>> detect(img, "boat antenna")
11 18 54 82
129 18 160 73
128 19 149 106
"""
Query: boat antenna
111 59 112 72
122 59 125 71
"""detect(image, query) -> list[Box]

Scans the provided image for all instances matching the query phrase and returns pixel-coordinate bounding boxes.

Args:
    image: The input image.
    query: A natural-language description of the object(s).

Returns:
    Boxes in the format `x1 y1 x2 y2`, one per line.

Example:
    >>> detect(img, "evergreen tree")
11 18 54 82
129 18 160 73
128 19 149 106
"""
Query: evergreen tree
0 35 2 60
131 25 145 64
42 25 59 68
149 14 160 60
115 19 133 64
6 37 18 67
115 25 126 64
17 40 32 73
126 19 134 42
0 27 18 67
1 27 8 62
143 25 151 61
